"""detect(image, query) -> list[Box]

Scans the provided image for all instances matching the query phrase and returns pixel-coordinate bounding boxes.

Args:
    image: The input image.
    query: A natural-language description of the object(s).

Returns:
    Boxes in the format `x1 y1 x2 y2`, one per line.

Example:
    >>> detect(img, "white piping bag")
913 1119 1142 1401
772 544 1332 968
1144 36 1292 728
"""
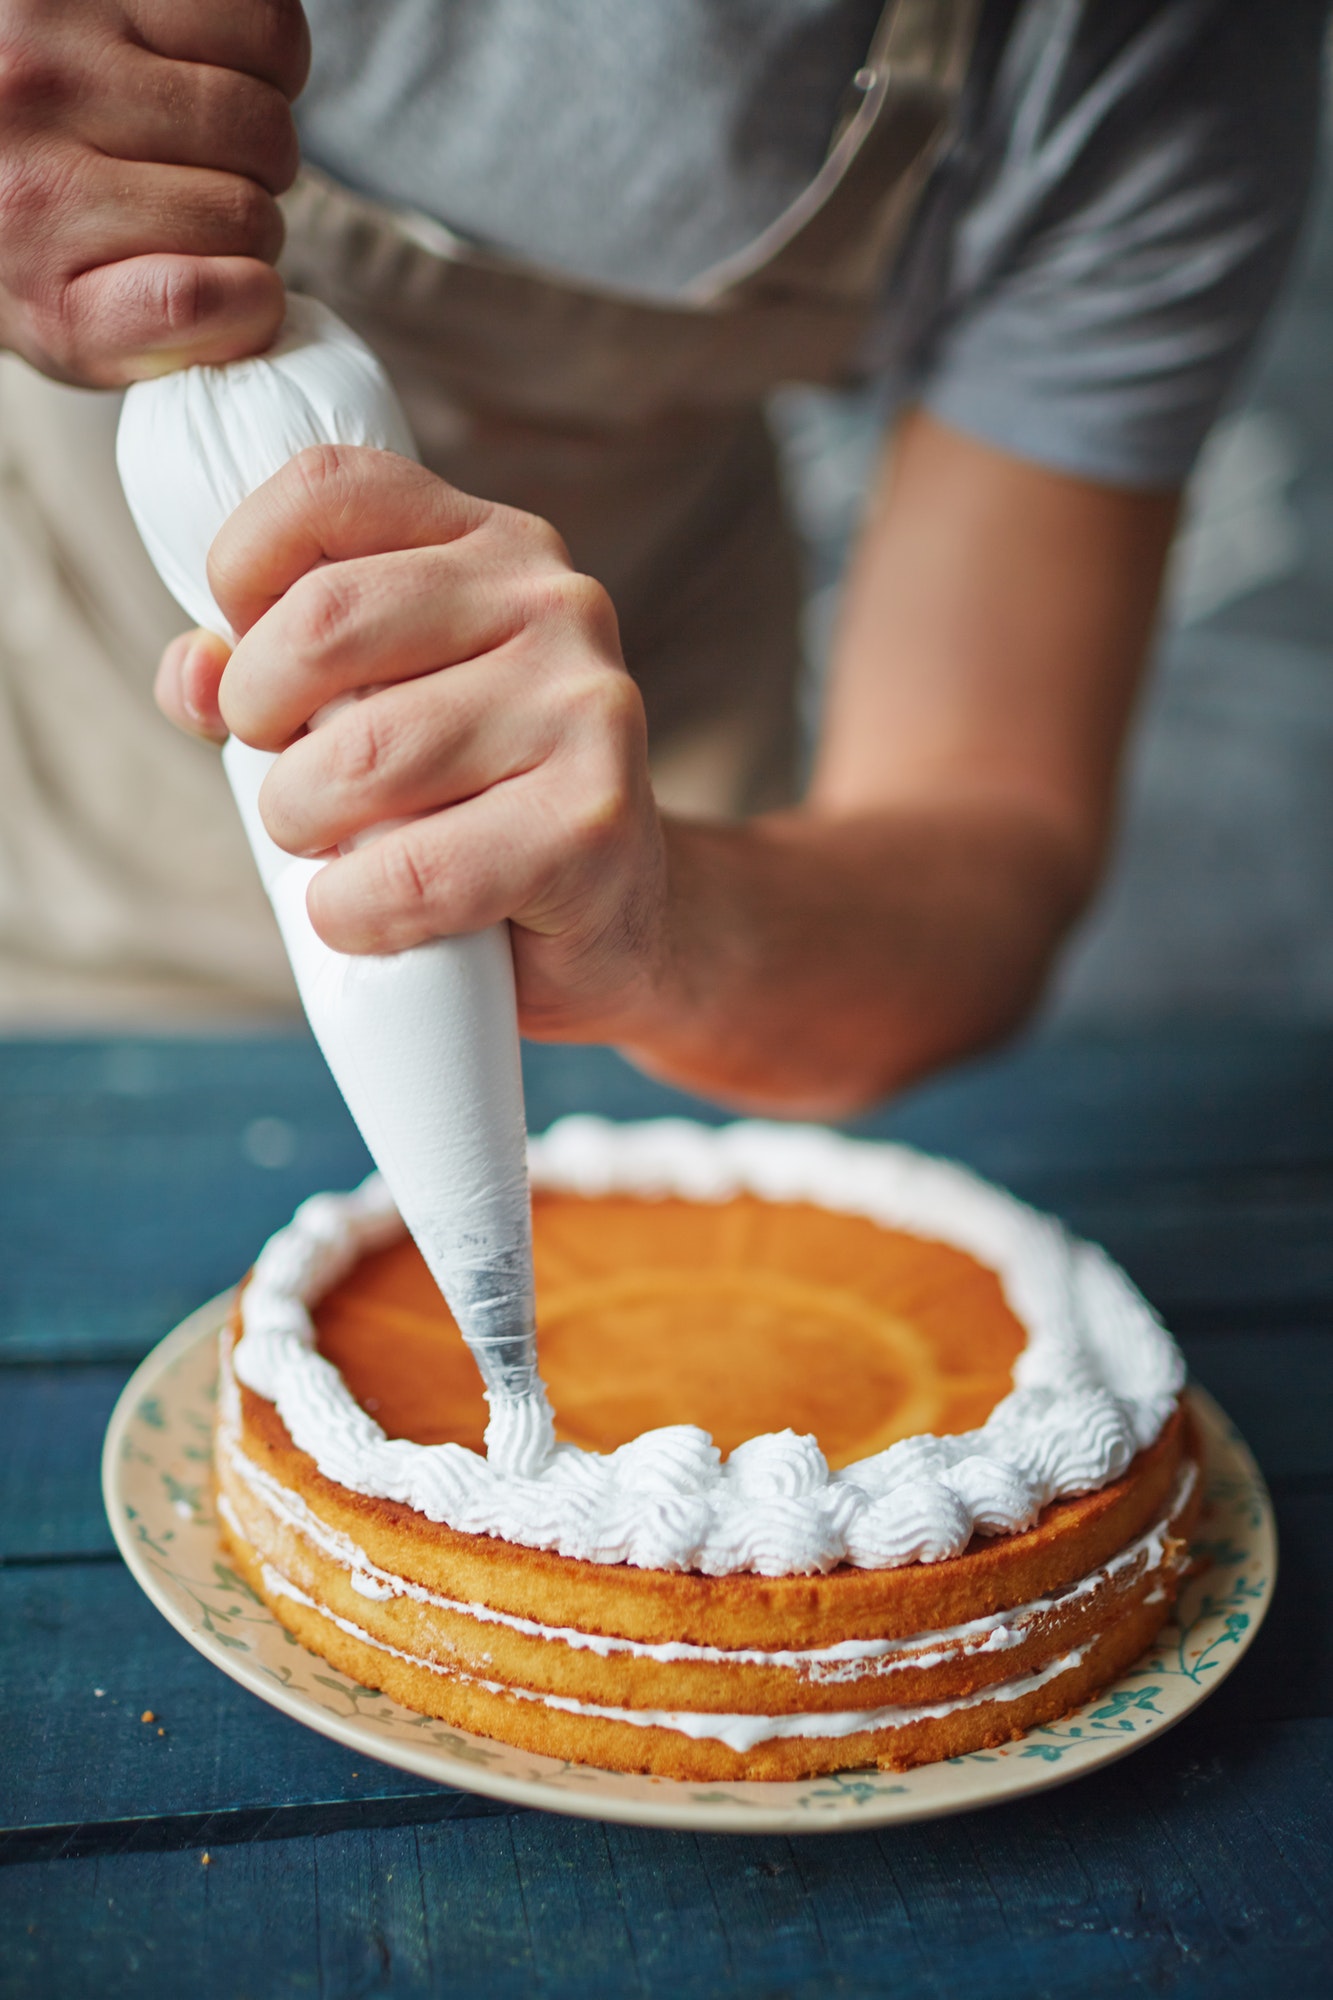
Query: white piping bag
116 295 553 1475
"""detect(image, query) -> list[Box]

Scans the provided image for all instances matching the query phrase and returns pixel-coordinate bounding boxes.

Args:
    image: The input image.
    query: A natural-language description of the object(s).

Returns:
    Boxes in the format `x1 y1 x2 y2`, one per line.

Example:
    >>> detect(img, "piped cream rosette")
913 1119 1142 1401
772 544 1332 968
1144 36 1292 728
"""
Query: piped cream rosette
232 1117 1185 1577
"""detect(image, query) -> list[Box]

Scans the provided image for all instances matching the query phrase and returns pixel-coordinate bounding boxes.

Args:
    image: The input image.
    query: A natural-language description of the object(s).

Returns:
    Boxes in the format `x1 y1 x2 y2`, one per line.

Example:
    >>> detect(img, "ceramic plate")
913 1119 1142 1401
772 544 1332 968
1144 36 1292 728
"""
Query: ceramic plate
103 1299 1275 1834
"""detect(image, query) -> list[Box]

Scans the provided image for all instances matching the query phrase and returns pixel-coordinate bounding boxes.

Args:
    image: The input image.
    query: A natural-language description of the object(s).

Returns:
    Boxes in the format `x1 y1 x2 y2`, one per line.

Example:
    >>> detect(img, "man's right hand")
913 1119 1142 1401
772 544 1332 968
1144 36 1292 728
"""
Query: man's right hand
0 0 309 385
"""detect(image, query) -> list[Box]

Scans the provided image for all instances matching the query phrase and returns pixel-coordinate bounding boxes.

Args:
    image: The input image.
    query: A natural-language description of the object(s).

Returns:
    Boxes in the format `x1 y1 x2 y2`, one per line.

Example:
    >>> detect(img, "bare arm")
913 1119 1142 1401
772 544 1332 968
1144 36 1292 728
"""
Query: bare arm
622 410 1180 1111
159 415 1179 1115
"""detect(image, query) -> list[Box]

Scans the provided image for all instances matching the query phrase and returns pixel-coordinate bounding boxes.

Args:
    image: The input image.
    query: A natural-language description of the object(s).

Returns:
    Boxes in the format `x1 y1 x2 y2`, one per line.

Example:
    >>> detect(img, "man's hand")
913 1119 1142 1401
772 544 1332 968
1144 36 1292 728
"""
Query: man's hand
0 0 309 384
158 419 1180 1117
156 446 670 1040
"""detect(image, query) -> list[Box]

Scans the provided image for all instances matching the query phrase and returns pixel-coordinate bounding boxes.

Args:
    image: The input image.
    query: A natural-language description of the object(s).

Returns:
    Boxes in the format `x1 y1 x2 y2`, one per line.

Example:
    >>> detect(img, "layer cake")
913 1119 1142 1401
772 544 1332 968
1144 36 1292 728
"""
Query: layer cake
216 1119 1198 1780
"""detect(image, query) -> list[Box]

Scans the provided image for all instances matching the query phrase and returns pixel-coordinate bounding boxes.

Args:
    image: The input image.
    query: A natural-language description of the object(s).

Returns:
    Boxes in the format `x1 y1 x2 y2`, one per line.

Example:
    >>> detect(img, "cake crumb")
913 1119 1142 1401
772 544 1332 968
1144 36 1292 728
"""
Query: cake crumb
201 1852 211 1867
157 1728 166 1737
94 1688 105 1699
140 1710 155 1724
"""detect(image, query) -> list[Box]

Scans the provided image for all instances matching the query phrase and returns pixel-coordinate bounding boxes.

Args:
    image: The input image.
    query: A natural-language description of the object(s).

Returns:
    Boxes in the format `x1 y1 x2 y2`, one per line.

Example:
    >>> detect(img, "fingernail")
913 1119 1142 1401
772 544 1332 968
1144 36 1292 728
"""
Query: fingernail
180 645 208 725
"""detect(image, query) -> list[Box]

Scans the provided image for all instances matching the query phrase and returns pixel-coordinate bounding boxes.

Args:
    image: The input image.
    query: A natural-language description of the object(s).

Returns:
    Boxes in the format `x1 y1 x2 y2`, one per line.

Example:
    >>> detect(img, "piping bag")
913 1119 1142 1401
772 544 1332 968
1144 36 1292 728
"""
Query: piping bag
116 295 554 1477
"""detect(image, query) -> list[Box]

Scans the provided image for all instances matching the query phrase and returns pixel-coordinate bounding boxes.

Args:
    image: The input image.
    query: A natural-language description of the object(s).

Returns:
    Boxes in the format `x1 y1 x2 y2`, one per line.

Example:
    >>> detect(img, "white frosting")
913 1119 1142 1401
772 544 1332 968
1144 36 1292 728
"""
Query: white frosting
116 298 545 1469
219 1410 1195 1683
232 1117 1185 1577
255 1552 1095 1754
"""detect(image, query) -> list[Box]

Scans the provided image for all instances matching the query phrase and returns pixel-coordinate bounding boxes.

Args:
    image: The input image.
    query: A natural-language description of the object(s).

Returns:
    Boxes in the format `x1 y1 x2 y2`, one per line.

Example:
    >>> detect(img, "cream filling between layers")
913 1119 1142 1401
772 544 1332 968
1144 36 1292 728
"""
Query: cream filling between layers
217 1358 1195 1691
230 1119 1186 1578
253 1553 1098 1755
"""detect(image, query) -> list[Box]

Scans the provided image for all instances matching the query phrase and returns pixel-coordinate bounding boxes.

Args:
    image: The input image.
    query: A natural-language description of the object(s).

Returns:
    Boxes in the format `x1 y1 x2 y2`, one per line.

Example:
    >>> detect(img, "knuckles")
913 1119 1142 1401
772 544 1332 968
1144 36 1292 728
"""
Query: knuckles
557 681 648 858
241 0 313 100
143 258 213 338
377 834 436 920
528 566 620 650
560 660 646 756
192 68 301 194
210 172 284 260
495 504 570 567
287 562 370 671
565 755 639 859
0 139 76 256
0 32 67 120
284 441 374 512
331 698 396 795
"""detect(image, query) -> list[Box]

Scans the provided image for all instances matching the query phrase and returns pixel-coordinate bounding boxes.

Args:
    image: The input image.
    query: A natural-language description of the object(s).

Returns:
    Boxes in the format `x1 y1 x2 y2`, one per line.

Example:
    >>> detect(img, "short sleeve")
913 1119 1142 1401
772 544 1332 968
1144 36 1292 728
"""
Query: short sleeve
891 0 1326 489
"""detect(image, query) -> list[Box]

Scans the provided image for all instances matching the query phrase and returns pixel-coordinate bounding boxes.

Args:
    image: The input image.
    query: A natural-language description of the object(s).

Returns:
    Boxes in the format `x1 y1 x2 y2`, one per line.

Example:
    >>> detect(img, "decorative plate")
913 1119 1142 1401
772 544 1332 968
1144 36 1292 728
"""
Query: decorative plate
103 1298 1275 1835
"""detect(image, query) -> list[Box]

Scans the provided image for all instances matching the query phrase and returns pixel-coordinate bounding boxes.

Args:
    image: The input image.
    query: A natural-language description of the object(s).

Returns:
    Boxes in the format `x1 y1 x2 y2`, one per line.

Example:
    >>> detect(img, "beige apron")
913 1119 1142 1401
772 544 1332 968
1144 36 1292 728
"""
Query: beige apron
0 0 976 1024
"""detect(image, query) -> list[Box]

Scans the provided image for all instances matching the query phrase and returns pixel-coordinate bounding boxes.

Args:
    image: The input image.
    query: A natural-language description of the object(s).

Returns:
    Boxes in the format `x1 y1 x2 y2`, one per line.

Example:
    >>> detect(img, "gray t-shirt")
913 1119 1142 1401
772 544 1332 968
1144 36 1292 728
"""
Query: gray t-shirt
296 0 1325 486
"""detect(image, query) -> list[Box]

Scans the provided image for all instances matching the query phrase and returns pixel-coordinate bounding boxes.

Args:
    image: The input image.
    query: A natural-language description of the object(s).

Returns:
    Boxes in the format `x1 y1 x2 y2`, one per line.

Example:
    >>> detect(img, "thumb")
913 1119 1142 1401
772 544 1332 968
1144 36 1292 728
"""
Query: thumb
53 258 287 389
155 629 232 743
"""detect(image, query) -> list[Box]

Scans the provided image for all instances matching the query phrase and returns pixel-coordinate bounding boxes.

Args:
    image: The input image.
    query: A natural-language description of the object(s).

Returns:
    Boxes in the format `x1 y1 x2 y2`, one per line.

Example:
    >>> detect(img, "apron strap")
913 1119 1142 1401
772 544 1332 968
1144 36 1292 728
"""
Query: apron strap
689 0 981 307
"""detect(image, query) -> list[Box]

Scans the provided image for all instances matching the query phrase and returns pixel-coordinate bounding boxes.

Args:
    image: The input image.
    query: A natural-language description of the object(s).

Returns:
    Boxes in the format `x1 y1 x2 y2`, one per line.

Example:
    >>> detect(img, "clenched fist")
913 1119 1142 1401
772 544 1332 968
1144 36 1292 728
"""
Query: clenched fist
156 447 672 1043
0 0 309 384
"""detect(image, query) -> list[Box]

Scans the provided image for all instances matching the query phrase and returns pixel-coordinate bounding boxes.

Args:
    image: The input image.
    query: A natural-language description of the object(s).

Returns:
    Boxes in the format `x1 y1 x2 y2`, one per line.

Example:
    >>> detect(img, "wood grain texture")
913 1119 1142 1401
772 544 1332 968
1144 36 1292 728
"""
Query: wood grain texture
2 1029 1331 1997
3 1721 1332 1998
3 1031 1330 1367
0 1367 129 1560
0 1482 1323 1838
2 1331 1327 1573
0 1565 442 1829
0 1038 371 1364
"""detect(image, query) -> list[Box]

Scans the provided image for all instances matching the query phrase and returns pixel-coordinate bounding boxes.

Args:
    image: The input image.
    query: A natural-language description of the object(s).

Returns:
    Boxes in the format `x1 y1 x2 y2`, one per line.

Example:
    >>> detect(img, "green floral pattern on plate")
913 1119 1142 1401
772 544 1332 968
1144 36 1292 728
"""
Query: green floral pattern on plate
102 1299 1275 1835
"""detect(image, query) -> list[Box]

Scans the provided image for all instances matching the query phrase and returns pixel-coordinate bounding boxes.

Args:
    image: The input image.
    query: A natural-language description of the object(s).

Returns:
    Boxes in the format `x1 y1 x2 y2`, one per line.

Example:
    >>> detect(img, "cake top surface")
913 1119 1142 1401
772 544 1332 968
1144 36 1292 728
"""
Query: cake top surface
231 1118 1184 1577
314 1190 1028 1466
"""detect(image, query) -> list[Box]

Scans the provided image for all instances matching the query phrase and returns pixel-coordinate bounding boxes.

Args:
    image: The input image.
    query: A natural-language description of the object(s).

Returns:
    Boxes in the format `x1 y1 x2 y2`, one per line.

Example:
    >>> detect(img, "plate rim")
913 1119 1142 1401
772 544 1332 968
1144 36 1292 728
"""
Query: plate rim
102 1300 1277 1836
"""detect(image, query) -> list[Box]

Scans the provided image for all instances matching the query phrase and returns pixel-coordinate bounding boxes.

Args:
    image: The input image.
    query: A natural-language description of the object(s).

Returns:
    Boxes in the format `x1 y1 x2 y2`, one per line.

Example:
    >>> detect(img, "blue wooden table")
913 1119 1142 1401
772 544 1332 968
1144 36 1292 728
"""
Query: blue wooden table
1 1028 1330 1997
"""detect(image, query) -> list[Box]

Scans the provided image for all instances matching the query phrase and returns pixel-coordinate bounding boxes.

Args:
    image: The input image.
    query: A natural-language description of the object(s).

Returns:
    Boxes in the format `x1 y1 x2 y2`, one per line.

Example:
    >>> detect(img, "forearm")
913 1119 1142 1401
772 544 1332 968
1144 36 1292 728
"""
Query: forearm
612 804 1088 1117
611 413 1177 1117
161 430 1178 1119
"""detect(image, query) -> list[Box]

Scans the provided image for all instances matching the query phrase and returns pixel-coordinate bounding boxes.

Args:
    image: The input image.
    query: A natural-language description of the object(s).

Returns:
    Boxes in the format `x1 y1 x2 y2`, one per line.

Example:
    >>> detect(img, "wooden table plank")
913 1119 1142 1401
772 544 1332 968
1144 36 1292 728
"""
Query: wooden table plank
1197 1488 1333 1729
3 1719 1331 1999
4 1030 1332 1996
1039 1184 1333 1330
0 1365 129 1559
522 1030 1333 1182
2 1483 1329 1838
0 1038 370 1364
1 1330 1329 1570
0 1565 446 1830
4 1030 1333 1362
1179 1329 1333 1481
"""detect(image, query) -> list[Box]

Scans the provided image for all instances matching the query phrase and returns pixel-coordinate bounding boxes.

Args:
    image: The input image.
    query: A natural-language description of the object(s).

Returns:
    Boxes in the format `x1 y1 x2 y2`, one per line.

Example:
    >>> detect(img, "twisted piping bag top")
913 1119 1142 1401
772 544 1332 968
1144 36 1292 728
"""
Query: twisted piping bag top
115 295 553 1476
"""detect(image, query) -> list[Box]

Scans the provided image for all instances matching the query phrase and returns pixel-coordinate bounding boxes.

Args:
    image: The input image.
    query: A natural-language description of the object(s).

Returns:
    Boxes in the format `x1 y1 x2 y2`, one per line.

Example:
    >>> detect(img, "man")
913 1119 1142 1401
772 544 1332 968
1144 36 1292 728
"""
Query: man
0 1 1322 1108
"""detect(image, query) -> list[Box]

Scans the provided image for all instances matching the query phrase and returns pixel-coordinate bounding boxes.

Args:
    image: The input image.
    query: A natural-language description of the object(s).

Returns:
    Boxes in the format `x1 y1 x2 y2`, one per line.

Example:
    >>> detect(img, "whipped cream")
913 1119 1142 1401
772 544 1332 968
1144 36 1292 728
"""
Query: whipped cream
232 1117 1185 1577
255 1552 1096 1754
116 297 545 1470
219 1405 1195 1681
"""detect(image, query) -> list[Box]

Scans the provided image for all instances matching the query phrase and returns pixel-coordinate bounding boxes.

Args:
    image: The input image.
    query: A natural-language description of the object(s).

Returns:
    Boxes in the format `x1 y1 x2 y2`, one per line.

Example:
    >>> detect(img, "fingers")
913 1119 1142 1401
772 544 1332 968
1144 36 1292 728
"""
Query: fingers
0 2 304 384
295 671 648 951
207 448 501 635
155 628 231 741
129 0 312 100
217 540 537 746
52 254 285 382
4 135 287 380
86 48 301 194
256 650 551 852
303 777 579 955
48 155 285 272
